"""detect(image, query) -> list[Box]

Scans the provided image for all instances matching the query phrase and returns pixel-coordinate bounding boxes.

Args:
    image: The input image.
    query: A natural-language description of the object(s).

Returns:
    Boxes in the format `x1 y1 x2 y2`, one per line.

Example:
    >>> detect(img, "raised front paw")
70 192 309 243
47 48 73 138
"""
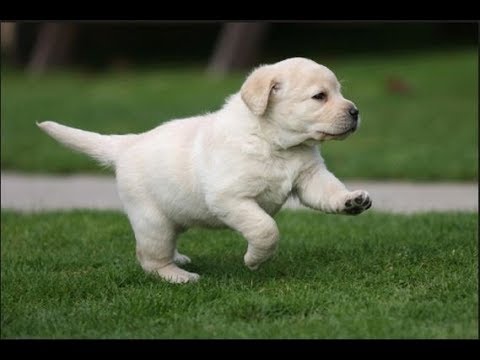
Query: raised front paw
342 190 372 215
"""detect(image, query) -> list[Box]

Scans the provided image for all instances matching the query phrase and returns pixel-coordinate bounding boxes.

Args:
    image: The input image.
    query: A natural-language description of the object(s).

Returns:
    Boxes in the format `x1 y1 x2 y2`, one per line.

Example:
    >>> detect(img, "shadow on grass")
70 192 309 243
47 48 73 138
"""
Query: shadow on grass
144 242 378 286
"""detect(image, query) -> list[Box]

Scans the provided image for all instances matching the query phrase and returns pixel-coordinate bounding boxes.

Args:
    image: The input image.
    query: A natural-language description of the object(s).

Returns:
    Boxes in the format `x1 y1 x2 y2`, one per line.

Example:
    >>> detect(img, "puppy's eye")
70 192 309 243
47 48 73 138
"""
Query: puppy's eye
312 92 327 101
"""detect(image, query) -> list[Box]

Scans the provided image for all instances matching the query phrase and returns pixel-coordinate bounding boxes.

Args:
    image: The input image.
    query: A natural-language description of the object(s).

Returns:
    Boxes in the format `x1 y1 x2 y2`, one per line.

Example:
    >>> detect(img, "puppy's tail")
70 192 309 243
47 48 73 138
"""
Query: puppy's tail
37 121 134 168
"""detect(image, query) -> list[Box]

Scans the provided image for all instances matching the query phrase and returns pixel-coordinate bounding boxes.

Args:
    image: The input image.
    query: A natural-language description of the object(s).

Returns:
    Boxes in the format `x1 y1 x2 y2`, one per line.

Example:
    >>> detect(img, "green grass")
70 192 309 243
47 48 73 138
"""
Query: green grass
1 210 477 338
1 48 478 180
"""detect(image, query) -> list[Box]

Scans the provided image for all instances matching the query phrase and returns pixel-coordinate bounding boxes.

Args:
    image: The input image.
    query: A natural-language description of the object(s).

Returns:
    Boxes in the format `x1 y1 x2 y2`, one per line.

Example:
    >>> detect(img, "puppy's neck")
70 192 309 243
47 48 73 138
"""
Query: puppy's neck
221 94 314 151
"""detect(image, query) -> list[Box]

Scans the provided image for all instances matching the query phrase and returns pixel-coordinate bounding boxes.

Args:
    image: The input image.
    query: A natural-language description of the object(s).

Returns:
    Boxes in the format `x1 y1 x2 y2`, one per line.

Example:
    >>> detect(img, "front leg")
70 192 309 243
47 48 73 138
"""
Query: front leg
295 165 372 215
208 196 279 270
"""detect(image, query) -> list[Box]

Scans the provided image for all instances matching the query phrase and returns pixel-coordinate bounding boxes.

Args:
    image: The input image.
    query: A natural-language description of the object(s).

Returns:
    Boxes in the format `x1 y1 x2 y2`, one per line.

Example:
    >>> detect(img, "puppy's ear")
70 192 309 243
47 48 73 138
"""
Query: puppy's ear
240 65 278 116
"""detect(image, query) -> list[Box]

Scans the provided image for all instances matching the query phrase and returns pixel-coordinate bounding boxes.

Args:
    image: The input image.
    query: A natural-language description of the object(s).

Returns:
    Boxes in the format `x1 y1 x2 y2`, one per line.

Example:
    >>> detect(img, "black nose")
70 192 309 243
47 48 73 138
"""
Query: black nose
349 106 359 120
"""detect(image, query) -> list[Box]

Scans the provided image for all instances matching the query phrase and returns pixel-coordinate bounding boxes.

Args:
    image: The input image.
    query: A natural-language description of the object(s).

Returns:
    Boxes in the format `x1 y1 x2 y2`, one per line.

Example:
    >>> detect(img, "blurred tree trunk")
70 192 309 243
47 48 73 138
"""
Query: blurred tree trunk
1 22 19 65
27 23 78 74
207 22 269 75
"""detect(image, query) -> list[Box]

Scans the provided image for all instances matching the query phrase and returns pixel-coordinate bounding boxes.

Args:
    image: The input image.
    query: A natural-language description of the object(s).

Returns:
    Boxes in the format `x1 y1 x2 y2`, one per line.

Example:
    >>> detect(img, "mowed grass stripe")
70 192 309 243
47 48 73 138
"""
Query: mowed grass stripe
1 210 477 338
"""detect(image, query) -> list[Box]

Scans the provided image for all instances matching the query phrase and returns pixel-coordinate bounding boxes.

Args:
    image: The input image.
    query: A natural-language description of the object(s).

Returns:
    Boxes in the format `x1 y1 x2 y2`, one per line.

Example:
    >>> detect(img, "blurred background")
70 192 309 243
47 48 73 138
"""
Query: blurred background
1 22 478 181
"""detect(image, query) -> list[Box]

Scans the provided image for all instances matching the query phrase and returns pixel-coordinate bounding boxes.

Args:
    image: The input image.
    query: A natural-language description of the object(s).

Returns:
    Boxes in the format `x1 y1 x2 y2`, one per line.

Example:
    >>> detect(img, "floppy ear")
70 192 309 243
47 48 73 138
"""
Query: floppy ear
240 66 278 116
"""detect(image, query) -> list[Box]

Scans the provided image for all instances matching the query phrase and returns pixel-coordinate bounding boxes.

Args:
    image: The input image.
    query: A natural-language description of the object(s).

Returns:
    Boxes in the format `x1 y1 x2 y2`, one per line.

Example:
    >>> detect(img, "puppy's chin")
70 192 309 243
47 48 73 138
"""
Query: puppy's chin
309 128 354 143
328 130 354 141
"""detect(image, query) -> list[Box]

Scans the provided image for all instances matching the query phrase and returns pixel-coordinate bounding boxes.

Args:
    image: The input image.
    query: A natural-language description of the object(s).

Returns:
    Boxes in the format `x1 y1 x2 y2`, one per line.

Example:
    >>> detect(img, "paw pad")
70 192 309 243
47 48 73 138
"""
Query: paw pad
344 191 372 215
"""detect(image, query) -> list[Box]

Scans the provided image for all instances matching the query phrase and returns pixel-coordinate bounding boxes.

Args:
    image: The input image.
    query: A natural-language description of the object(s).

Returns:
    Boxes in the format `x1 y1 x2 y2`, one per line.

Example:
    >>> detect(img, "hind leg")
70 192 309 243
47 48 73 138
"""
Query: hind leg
171 227 192 265
174 249 191 265
125 201 199 284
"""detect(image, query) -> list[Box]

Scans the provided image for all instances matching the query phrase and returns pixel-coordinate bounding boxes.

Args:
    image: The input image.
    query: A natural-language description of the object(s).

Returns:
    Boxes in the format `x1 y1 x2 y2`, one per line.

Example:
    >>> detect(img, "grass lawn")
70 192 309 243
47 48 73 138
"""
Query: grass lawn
1 210 477 339
1 48 478 180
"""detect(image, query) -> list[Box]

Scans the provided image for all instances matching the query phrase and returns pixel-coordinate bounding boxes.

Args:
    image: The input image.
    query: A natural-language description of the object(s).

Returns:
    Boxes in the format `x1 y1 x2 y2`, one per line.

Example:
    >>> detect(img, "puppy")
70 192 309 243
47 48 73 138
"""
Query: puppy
38 57 372 283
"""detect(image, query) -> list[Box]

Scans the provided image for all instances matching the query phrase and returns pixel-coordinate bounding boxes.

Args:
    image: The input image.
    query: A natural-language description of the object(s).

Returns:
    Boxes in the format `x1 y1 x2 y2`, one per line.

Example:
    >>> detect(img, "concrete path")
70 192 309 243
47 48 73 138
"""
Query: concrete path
1 172 478 214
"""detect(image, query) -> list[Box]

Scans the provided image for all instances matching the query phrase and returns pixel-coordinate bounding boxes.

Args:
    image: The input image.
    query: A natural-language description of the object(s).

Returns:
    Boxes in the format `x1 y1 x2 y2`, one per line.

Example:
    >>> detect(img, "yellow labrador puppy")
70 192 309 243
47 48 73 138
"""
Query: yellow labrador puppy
38 57 372 283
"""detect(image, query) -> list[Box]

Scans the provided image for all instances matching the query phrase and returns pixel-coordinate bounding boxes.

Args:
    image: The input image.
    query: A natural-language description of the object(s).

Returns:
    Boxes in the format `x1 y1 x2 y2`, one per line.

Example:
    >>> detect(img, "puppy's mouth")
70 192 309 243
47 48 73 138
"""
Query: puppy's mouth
318 126 356 139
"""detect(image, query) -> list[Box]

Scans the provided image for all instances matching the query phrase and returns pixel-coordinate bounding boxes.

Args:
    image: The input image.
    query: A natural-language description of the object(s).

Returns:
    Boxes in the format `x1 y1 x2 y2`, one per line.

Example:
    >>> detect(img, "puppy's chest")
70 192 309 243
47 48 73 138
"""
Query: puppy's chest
255 157 302 212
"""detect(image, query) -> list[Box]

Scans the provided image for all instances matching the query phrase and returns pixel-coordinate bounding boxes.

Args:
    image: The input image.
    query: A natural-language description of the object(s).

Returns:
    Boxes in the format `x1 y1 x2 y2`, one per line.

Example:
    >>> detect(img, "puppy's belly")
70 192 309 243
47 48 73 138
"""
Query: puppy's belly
149 186 226 228
152 187 288 228
165 202 226 229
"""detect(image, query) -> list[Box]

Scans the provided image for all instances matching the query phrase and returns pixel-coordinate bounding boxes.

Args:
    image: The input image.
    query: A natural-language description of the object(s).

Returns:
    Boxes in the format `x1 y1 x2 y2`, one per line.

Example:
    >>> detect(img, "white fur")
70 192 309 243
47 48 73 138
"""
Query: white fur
38 57 371 283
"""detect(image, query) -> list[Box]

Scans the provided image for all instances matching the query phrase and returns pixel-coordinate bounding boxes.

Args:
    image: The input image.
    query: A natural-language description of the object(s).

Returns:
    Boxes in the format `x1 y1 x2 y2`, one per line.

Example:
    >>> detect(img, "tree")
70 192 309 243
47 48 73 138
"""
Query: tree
207 23 270 75
1 22 18 65
27 23 78 74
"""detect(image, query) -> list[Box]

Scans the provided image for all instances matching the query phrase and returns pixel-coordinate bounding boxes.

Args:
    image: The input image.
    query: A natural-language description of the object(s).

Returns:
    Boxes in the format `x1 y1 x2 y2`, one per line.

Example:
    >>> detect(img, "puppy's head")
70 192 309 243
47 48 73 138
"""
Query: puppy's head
241 57 360 144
